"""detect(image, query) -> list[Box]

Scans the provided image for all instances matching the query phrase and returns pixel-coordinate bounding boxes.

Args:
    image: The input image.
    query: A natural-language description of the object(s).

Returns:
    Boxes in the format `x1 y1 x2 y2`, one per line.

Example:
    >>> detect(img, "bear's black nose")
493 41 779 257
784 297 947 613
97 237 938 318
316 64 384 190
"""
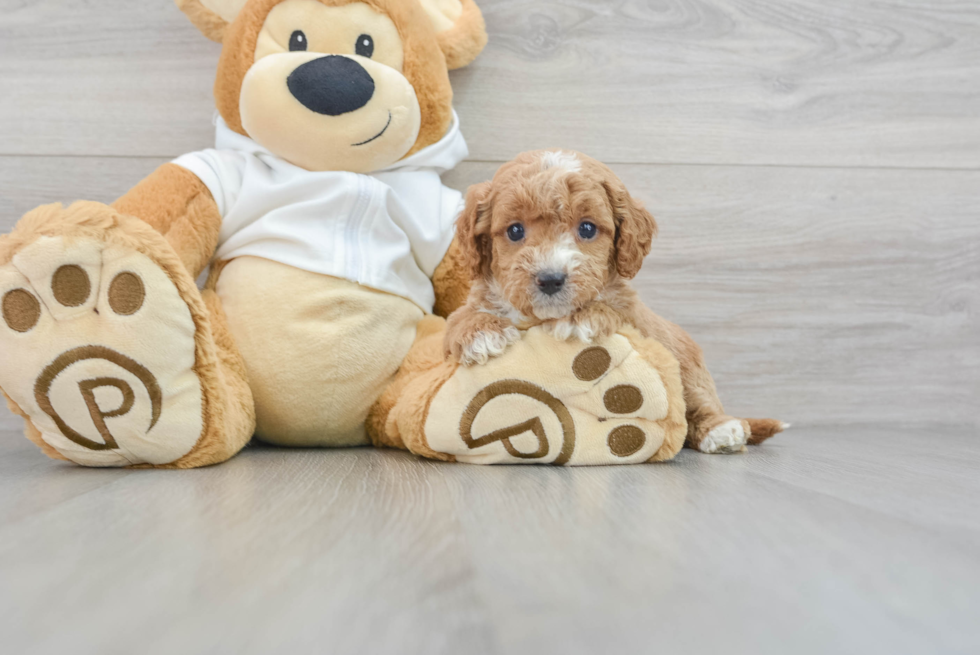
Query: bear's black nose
536 272 567 296
287 55 375 116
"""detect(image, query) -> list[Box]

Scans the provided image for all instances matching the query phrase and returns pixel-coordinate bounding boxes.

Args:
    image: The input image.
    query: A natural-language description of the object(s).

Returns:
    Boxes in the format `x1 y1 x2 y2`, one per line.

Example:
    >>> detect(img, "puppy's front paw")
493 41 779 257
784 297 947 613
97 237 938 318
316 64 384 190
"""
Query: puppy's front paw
544 317 597 343
458 326 520 366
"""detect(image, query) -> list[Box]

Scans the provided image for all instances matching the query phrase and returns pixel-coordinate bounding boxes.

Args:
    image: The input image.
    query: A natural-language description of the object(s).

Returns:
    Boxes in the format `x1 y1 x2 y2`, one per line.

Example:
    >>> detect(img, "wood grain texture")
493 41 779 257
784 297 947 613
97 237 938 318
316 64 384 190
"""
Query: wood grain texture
0 427 978 655
2 156 976 427
1 1 979 651
0 412 18 432
0 0 978 166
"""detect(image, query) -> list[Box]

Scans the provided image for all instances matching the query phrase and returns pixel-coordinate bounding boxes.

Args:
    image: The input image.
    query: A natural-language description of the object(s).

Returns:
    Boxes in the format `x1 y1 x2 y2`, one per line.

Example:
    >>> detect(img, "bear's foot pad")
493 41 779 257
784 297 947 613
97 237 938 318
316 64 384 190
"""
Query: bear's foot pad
0 235 204 467
414 328 685 466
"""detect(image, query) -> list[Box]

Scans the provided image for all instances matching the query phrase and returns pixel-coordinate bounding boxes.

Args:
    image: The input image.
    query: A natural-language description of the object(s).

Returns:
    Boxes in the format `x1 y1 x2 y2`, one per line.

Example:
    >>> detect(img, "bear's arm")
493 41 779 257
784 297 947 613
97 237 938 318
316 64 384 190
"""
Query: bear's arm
431 237 473 318
112 163 222 279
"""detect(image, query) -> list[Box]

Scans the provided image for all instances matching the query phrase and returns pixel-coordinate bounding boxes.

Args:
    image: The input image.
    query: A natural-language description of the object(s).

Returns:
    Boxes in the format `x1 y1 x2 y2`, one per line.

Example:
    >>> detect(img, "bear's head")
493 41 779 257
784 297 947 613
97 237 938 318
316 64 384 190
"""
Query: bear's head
176 0 486 172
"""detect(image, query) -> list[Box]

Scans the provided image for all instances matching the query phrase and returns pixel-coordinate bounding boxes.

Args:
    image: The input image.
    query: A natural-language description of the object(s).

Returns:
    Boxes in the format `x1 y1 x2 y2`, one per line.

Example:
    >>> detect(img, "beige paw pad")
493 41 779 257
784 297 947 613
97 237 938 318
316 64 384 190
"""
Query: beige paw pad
0 238 203 467
421 327 684 466
12 236 102 321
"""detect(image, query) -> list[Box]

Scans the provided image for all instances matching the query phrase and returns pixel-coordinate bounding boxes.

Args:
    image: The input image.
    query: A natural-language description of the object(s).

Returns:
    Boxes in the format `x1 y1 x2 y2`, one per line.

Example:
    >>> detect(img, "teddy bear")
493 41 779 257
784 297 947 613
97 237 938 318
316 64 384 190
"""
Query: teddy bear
0 0 489 467
0 0 774 469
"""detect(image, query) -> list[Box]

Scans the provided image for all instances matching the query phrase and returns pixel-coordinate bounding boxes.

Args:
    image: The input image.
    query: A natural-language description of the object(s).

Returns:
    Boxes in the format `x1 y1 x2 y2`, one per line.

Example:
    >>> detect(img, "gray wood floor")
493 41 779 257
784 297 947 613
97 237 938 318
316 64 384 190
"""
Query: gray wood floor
1 426 978 654
0 0 978 653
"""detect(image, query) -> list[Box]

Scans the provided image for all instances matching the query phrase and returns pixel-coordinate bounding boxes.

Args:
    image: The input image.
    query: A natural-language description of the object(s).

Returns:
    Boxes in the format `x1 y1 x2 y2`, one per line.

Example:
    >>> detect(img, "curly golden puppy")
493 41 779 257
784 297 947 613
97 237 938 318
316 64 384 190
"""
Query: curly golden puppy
445 150 786 454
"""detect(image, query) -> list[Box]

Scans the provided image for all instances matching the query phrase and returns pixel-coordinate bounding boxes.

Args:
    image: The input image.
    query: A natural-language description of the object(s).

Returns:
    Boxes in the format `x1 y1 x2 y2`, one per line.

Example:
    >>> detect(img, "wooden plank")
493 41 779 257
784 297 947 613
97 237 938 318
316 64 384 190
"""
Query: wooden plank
1 156 978 428
0 439 496 655
432 426 980 655
0 412 18 432
0 0 221 158
462 0 980 168
0 427 978 654
0 156 167 221
0 0 978 167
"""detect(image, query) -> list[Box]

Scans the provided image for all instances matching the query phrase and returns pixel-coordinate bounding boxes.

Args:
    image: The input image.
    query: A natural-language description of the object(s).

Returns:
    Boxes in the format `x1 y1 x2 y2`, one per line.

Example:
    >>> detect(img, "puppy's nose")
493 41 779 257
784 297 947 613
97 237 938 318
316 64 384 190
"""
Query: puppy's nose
287 55 375 116
536 272 567 296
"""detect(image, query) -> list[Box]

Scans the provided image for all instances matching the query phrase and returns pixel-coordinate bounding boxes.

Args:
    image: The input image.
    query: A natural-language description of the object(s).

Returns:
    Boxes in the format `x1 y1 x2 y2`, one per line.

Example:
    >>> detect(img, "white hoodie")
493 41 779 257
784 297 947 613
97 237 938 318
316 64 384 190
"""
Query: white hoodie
172 112 468 313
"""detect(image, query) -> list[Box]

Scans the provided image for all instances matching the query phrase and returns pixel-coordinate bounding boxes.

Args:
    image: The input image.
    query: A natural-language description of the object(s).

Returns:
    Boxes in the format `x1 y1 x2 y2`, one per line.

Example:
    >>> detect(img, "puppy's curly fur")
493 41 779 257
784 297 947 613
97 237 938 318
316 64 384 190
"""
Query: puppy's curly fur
445 150 786 453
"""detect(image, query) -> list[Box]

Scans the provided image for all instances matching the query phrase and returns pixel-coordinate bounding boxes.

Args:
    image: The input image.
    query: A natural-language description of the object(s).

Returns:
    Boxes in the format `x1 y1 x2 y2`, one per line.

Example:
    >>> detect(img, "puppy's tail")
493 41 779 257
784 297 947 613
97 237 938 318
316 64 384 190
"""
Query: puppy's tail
746 418 790 445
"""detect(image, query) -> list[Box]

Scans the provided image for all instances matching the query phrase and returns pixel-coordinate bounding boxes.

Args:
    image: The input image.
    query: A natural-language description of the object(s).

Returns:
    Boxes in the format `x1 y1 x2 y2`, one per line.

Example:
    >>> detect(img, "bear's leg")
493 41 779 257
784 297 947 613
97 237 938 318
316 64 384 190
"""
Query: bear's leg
366 315 452 458
372 325 689 466
0 202 254 467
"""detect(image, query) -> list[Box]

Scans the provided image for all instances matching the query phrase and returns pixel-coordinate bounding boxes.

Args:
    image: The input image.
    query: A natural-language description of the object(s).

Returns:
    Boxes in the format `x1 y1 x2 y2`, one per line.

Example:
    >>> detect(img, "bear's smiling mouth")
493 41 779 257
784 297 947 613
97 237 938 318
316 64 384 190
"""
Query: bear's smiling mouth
352 111 392 147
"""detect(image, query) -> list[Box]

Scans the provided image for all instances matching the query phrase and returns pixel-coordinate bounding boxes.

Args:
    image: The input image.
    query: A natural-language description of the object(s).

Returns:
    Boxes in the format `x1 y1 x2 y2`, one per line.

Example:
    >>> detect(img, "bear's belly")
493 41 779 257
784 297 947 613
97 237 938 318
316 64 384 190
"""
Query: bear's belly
215 256 423 447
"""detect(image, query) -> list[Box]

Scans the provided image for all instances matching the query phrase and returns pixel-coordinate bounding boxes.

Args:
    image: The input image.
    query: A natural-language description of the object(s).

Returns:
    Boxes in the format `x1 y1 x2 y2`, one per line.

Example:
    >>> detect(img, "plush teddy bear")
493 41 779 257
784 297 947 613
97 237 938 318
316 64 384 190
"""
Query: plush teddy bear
0 0 768 469
0 0 488 467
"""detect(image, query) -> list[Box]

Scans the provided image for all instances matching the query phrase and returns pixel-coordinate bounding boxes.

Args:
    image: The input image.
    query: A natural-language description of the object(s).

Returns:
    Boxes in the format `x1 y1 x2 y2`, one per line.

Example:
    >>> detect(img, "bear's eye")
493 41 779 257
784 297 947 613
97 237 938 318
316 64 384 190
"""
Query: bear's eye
356 34 375 58
507 224 525 242
289 30 308 52
578 221 598 240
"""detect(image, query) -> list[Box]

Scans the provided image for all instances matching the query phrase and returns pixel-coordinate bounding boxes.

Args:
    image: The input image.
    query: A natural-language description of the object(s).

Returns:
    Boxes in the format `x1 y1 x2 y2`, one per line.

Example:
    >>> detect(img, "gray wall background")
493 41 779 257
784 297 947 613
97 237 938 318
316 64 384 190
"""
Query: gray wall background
1 0 978 432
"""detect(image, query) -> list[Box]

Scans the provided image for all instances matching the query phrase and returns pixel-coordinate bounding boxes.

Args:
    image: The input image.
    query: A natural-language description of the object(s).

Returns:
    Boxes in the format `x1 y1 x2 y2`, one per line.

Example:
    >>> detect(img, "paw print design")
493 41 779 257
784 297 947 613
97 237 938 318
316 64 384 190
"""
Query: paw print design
571 346 652 459
0 227 205 467
421 328 686 466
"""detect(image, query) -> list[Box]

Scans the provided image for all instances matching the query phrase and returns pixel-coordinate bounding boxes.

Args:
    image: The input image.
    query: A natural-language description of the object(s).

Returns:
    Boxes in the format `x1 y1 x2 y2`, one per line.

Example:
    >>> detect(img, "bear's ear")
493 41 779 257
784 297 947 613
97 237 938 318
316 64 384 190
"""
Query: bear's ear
175 0 249 42
418 0 488 70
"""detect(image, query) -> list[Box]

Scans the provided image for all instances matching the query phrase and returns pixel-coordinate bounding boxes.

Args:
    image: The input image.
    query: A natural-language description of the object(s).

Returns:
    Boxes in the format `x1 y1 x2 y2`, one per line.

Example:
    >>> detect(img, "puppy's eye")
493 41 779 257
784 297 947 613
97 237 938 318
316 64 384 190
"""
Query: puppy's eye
356 34 375 58
507 224 525 242
289 30 308 52
578 221 598 240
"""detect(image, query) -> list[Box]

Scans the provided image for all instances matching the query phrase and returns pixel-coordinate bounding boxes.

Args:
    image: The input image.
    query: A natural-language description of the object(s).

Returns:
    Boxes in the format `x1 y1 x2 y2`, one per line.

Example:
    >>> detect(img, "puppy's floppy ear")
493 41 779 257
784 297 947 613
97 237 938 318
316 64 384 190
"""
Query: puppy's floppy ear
604 176 658 280
175 0 248 42
456 181 494 278
417 0 488 69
